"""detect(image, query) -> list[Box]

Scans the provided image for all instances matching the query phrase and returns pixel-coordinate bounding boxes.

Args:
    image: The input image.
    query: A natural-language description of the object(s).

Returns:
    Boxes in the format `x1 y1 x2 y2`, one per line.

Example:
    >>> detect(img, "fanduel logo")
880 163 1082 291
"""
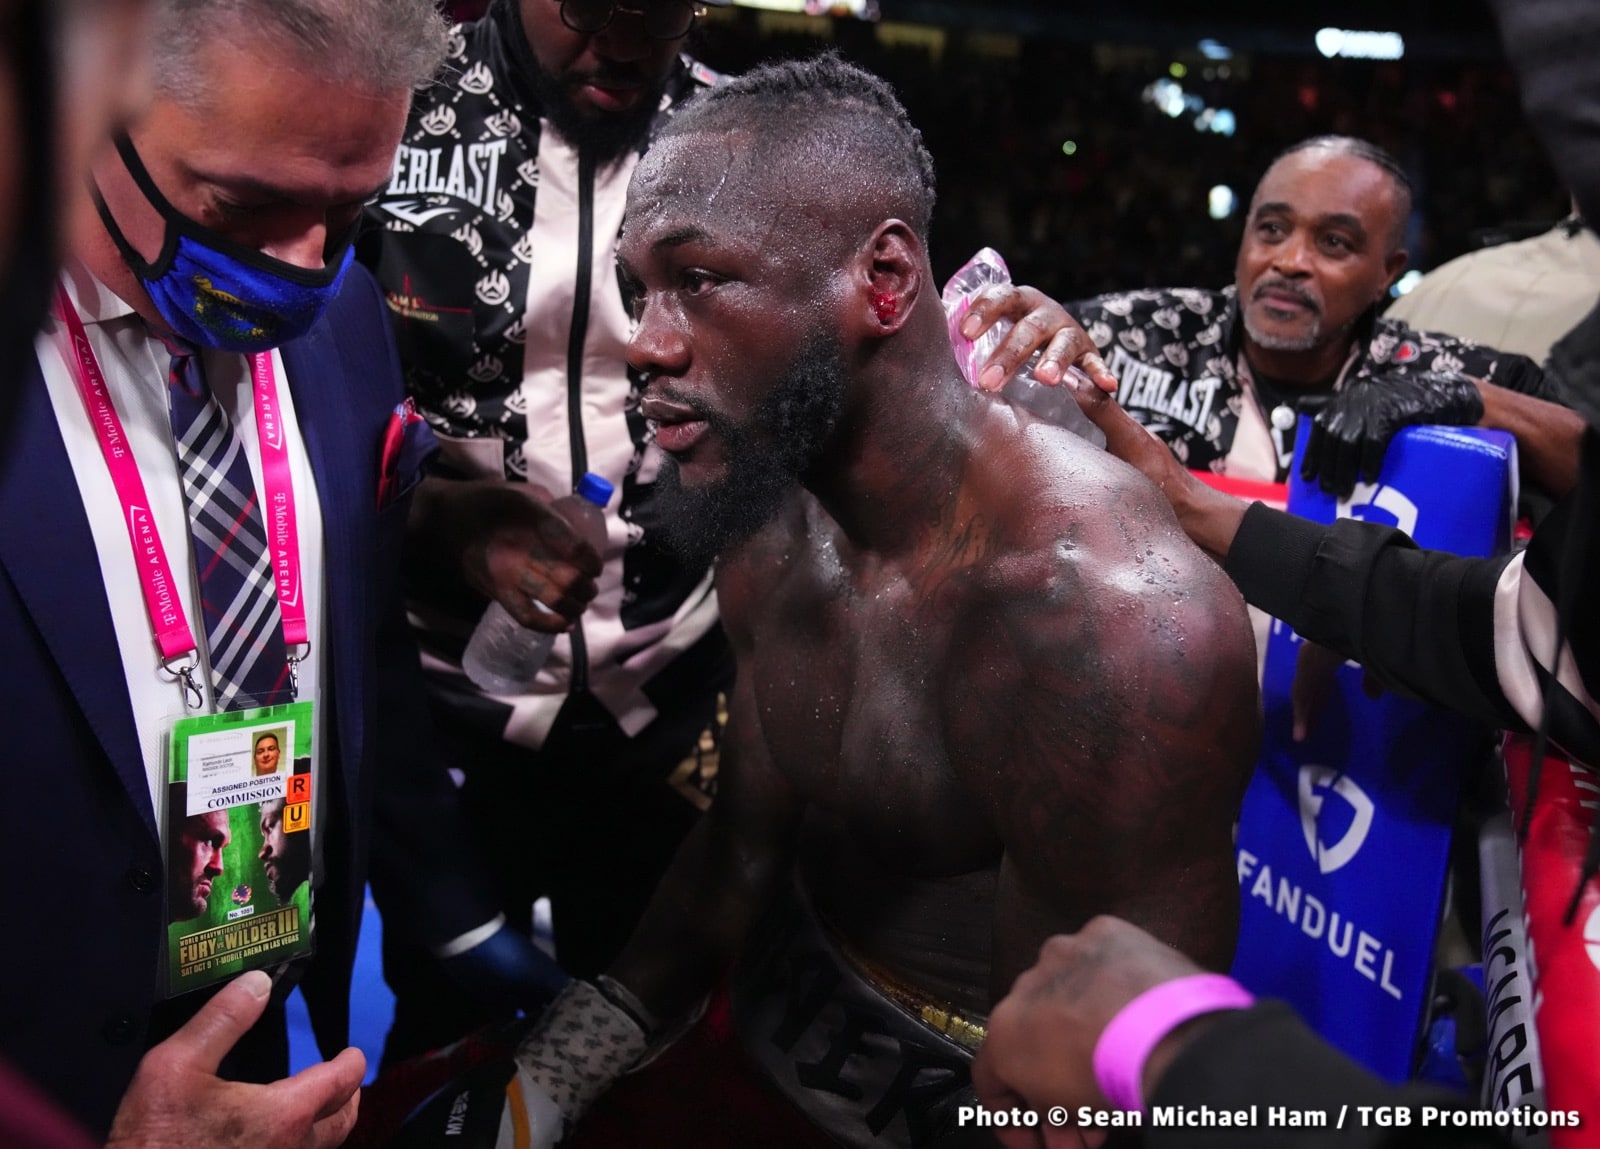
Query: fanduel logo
1337 482 1419 537
1299 766 1374 875
1238 847 1404 1001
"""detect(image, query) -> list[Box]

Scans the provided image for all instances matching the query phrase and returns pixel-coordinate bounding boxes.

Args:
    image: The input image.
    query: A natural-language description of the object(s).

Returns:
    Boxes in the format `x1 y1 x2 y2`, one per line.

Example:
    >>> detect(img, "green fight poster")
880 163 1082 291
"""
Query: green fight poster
162 701 315 997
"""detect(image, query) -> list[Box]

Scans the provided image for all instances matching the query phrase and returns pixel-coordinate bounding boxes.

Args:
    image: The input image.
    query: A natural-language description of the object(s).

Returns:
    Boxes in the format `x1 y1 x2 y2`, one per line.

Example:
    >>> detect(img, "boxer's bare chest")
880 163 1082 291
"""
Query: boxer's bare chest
734 511 1005 877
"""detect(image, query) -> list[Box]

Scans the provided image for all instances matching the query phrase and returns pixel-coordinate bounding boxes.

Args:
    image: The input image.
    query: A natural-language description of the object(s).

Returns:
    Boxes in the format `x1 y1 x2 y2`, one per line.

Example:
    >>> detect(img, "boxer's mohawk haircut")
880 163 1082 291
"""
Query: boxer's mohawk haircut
659 52 938 242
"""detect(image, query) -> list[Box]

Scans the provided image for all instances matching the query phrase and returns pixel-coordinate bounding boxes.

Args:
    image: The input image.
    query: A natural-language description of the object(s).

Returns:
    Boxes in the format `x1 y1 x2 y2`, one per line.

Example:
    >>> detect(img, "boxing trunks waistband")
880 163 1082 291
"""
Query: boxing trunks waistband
729 880 982 1149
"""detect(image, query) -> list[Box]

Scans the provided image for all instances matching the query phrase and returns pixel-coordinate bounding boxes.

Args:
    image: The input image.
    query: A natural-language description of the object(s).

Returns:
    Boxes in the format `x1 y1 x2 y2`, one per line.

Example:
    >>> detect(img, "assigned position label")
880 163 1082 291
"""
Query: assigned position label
956 1104 1584 1134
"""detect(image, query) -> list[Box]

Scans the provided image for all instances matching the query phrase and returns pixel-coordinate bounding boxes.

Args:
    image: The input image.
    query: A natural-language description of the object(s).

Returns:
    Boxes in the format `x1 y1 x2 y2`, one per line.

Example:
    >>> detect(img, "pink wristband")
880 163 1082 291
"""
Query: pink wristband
1092 974 1254 1111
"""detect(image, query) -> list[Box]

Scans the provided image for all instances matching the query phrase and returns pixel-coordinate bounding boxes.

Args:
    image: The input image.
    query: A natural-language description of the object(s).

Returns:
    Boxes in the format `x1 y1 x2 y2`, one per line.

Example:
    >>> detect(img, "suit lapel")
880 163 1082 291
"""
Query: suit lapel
280 323 367 806
0 359 155 837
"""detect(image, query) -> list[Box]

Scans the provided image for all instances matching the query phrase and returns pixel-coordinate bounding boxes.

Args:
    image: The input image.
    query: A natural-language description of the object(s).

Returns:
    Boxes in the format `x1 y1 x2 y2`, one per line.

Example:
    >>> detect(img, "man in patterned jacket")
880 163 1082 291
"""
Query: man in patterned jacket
357 0 737 1065
1072 135 1587 501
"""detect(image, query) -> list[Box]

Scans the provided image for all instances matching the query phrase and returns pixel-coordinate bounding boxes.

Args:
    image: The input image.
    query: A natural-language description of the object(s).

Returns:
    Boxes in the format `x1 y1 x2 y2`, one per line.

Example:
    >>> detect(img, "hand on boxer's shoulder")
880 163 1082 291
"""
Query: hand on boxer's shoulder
958 283 1116 393
1063 380 1176 488
974 917 1209 1144
105 971 365 1149
1065 385 1250 560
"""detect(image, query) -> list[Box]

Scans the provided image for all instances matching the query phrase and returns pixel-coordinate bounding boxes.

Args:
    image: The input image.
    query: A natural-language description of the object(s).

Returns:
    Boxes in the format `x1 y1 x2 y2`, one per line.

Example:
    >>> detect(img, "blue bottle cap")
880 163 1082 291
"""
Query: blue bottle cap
577 472 615 508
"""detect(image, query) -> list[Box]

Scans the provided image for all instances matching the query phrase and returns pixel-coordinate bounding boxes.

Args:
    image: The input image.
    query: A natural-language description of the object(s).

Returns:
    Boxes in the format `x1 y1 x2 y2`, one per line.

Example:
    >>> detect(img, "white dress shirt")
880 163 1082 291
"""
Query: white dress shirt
37 261 327 819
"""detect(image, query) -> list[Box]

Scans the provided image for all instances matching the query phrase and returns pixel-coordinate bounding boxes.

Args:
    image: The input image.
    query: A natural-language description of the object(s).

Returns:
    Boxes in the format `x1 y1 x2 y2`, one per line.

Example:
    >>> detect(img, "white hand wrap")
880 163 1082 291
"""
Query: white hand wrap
498 979 650 1147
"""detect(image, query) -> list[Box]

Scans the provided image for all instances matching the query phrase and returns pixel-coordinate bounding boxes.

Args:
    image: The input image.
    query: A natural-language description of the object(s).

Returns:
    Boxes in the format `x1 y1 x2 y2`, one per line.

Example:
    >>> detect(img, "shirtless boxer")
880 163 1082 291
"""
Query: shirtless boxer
498 55 1261 1149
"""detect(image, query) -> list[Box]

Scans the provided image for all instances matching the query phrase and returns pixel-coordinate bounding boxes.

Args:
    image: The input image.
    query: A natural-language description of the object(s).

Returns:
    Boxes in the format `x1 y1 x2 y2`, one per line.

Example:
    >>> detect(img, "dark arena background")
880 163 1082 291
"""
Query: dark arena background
446 0 1565 303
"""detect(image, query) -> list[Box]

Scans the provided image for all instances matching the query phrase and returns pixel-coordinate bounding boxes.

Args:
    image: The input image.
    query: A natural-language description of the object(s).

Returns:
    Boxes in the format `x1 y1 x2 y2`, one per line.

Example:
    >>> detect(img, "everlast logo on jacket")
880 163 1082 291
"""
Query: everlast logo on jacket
1071 286 1555 479
355 4 724 746
1106 346 1225 440
381 139 511 220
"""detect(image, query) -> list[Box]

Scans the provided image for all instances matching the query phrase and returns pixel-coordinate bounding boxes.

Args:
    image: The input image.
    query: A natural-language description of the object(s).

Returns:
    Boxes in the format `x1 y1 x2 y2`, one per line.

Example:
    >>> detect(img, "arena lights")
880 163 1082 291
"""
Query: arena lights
1144 79 1237 137
1194 107 1236 137
1391 269 1425 298
1314 27 1405 60
1144 78 1194 119
1208 185 1236 221
728 0 880 16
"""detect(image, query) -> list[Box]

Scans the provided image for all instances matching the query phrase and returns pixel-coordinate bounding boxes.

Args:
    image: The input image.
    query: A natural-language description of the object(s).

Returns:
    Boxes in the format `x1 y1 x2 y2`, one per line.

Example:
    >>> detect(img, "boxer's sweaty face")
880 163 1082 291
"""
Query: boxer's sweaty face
622 131 848 563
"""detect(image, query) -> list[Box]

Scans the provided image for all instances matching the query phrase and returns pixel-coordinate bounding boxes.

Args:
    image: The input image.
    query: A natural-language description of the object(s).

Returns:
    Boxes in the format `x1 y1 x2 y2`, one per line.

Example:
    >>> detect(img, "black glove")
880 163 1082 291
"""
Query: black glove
1299 369 1484 496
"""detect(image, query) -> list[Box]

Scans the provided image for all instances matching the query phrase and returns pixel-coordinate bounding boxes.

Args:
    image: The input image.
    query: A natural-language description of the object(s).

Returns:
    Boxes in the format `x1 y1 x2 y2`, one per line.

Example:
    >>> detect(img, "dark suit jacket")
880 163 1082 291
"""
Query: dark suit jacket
0 265 497 1135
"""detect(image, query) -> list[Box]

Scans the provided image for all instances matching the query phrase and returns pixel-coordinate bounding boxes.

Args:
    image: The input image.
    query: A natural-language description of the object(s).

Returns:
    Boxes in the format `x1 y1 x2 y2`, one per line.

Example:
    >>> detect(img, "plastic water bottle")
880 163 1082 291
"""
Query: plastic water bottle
461 472 614 695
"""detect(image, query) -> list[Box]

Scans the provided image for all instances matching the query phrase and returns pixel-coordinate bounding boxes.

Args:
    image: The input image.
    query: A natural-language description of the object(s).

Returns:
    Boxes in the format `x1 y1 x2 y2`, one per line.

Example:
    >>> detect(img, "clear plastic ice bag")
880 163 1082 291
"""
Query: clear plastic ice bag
941 247 1105 448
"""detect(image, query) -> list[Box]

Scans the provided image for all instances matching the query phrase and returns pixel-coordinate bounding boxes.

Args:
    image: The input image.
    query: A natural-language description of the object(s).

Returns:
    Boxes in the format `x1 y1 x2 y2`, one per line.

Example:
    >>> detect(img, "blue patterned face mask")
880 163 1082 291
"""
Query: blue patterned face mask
94 134 354 352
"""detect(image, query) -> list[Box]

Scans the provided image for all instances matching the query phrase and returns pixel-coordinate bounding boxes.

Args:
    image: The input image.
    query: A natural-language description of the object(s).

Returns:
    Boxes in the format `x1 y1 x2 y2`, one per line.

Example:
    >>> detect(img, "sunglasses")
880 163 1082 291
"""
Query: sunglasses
558 0 706 40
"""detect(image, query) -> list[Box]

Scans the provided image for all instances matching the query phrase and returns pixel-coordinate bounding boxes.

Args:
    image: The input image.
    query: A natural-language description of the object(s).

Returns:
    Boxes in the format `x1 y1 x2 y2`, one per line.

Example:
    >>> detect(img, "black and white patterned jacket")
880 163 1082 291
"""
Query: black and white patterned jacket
358 1 722 746
1070 285 1556 482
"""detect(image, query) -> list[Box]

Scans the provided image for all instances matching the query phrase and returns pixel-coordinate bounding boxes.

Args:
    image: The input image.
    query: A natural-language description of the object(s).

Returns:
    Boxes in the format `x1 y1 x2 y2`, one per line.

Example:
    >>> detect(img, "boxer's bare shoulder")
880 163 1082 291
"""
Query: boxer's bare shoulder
941 413 1260 987
714 410 1260 998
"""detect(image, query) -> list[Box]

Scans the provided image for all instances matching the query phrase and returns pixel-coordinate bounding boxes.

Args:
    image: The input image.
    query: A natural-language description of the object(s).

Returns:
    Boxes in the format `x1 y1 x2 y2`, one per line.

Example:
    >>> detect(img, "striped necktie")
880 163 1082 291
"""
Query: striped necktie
158 333 292 710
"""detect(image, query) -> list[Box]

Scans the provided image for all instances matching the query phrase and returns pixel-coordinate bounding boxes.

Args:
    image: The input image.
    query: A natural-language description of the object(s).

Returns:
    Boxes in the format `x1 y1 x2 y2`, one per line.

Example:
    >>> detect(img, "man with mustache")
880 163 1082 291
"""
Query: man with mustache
486 53 1261 1149
972 0 1600 1129
1070 136 1584 499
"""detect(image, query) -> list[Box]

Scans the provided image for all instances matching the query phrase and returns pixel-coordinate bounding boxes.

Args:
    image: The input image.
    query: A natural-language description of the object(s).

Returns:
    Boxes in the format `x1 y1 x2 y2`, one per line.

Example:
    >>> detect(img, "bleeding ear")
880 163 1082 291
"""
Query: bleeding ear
853 220 922 339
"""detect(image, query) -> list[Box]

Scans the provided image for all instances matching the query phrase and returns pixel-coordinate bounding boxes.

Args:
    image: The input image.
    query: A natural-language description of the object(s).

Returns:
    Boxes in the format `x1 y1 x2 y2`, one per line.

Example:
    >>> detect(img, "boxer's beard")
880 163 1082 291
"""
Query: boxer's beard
654 333 848 568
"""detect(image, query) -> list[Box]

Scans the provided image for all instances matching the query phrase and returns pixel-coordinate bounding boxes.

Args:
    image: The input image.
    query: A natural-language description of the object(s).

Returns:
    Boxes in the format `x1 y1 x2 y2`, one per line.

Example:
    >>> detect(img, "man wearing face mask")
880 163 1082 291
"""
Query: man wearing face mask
0 1 525 1144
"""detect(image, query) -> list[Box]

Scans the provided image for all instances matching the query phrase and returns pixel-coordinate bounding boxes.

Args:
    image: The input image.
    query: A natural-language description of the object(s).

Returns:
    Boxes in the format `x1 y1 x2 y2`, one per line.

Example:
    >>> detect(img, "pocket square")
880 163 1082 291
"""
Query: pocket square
377 397 438 509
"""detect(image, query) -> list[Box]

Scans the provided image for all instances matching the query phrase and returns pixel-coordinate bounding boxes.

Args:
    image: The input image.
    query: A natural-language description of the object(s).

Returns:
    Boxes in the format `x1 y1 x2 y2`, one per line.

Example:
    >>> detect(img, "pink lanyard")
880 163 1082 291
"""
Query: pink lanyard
55 285 310 707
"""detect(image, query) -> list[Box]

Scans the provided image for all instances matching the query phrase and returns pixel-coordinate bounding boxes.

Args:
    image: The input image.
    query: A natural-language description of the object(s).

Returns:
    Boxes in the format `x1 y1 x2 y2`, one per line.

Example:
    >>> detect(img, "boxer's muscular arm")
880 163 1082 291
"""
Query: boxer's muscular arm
945 458 1261 1001
606 540 804 1023
503 541 801 1143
